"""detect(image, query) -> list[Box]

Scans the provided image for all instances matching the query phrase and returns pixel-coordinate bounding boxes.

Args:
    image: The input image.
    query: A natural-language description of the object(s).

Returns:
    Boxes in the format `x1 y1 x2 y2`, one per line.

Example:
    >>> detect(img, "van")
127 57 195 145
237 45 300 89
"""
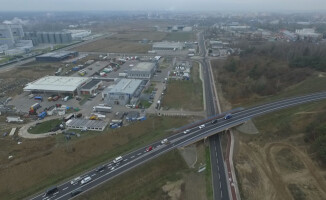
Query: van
45 186 58 196
70 189 82 197
81 176 92 185
161 138 169 144
113 156 123 164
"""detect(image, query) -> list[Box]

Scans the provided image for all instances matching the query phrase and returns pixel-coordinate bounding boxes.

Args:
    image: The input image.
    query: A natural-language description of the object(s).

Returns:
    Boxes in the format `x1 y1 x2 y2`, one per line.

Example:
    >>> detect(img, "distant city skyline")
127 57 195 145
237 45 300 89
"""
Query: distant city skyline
1 0 326 12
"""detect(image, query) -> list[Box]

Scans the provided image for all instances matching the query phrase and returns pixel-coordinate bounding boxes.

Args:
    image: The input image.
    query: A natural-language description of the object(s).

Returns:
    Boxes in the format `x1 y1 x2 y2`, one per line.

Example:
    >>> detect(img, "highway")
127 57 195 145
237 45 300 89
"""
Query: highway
197 31 230 200
30 91 326 200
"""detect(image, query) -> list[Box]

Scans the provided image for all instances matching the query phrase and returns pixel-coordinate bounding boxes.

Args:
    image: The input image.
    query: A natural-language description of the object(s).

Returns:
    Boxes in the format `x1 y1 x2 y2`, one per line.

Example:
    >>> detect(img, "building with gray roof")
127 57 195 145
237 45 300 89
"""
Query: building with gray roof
104 79 143 106
66 118 108 131
127 62 156 79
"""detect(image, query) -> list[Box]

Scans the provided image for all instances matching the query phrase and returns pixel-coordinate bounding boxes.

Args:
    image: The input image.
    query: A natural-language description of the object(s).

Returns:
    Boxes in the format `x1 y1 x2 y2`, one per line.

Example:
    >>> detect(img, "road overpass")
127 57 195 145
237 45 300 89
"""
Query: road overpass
30 91 326 200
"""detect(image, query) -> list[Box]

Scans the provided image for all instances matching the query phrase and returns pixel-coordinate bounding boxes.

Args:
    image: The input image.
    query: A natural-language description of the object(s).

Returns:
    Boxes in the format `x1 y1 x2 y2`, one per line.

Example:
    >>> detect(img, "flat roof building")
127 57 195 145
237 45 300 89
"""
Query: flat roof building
36 51 78 62
104 79 143 106
128 62 156 79
80 79 102 95
66 118 108 131
24 76 90 95
152 42 185 51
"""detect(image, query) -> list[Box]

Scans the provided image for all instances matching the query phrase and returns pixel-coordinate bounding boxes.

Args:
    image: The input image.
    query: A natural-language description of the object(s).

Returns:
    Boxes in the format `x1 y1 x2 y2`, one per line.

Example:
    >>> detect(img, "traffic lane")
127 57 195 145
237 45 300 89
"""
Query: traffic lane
32 94 326 199
209 137 223 200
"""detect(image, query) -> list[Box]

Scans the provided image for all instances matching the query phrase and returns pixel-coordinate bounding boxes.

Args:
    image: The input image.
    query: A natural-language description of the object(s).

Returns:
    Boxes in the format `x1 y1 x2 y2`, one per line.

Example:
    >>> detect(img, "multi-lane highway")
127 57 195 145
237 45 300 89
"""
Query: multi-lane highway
30 91 326 200
197 31 230 200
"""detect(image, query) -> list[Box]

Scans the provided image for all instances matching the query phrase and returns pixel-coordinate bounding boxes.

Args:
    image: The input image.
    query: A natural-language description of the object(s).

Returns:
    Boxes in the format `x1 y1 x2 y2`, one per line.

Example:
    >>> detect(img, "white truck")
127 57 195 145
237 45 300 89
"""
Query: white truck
113 156 123 164
93 106 112 113
118 73 128 78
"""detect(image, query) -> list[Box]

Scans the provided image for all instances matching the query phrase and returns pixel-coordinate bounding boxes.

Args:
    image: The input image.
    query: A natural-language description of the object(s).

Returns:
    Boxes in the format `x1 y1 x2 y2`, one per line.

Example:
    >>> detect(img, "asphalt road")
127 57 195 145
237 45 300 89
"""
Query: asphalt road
29 91 326 200
197 31 229 200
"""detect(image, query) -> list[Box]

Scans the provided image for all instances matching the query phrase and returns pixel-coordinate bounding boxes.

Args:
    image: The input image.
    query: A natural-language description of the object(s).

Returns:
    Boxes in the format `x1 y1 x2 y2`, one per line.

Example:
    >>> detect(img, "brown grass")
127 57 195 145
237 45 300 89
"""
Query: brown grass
0 117 192 200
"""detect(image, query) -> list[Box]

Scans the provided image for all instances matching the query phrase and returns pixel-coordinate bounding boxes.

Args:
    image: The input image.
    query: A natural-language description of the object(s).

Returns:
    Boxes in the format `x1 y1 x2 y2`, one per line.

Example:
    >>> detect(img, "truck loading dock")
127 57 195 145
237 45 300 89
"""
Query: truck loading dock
66 118 108 131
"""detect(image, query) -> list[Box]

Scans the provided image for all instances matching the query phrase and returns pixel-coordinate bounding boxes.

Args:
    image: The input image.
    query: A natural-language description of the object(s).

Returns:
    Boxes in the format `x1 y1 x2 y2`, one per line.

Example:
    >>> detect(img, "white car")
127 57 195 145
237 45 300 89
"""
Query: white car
199 124 205 129
81 176 92 185
161 138 169 144
70 176 81 185
183 129 190 134
111 166 115 170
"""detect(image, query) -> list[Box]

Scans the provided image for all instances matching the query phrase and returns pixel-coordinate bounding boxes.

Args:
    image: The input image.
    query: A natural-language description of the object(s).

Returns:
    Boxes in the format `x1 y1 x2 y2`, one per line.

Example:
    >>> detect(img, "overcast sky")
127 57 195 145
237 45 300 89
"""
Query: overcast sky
1 0 326 12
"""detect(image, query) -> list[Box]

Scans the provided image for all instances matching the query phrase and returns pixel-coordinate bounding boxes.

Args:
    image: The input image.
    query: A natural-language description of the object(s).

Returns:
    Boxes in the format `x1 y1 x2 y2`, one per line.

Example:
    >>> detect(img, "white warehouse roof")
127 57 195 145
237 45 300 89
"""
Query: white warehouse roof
24 76 90 92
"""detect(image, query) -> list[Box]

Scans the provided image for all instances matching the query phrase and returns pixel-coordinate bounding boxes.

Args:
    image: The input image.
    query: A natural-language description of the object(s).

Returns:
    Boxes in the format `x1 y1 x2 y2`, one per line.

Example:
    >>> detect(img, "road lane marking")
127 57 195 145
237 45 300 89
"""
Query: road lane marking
131 156 135 158
137 153 141 156
63 187 68 191
91 174 96 177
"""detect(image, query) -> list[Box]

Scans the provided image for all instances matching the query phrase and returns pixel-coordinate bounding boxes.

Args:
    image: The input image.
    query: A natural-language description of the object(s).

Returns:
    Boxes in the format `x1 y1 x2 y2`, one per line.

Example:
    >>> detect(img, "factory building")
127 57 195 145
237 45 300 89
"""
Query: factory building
0 24 24 47
66 118 108 131
36 51 78 62
128 62 156 79
24 31 72 45
63 29 92 40
152 42 185 51
23 76 90 96
104 79 143 106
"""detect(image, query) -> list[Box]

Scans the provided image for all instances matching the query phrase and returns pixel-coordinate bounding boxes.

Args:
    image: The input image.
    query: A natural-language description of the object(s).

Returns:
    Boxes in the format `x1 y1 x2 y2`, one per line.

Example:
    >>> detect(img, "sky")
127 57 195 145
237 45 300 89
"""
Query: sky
0 0 326 12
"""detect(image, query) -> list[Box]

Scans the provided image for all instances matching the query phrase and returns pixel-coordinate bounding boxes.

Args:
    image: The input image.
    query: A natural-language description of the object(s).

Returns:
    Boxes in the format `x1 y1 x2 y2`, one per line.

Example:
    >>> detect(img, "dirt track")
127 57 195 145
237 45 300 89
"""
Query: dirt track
235 134 326 200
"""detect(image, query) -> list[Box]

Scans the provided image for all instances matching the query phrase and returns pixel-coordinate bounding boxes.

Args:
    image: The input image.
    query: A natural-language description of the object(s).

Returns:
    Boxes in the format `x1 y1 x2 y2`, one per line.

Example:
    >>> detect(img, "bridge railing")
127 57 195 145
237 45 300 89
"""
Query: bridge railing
174 107 244 133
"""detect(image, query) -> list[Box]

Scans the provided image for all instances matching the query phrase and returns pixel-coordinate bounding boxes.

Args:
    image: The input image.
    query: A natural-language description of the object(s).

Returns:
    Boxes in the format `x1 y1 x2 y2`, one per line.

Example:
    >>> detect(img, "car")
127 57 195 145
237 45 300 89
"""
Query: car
81 176 92 185
199 124 205 129
161 138 169 144
146 146 153 152
183 129 190 134
44 186 58 196
211 119 218 124
70 189 82 197
70 176 81 185
224 113 232 120
96 165 106 172
113 156 123 164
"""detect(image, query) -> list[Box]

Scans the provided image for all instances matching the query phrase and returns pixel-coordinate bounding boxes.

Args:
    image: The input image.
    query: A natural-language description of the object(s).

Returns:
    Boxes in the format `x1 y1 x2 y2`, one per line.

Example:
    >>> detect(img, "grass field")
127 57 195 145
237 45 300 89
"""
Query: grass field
164 32 196 42
0 116 193 200
162 62 203 111
76 150 188 200
73 38 152 53
28 119 62 134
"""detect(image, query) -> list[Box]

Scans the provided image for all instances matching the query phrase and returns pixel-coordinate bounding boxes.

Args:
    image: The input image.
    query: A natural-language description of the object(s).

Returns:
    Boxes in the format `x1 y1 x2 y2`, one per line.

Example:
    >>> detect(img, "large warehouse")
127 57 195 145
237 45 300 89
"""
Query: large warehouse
36 51 78 62
24 76 90 95
128 62 156 79
152 42 185 51
104 79 143 106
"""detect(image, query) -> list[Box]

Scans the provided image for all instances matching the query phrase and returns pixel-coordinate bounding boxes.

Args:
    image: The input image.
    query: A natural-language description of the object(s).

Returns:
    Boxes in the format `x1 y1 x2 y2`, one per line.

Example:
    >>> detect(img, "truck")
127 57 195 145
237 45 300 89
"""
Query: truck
78 70 86 76
38 111 47 119
6 116 23 123
34 96 43 101
93 106 112 113
55 68 62 76
30 103 41 111
113 156 123 164
63 96 70 102
118 73 127 78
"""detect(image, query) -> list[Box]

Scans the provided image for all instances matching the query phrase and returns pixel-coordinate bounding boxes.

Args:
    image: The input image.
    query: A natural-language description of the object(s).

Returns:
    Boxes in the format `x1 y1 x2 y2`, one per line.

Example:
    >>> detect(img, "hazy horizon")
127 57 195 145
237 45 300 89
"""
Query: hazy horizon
1 0 326 12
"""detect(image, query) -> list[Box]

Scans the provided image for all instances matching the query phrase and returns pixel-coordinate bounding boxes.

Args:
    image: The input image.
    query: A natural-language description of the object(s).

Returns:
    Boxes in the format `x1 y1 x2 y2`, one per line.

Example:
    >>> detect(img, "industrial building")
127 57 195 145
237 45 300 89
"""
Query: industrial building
127 62 156 79
152 42 185 51
80 79 103 95
63 29 92 40
23 76 90 95
66 118 108 131
0 24 24 47
36 51 78 62
104 79 143 106
24 31 72 45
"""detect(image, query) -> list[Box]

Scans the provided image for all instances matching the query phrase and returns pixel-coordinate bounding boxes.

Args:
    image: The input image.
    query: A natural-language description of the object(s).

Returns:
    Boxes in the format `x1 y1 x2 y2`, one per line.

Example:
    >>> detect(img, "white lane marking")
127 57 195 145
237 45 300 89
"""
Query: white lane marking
220 182 222 188
137 153 141 156
218 174 220 180
63 187 68 191
53 192 59 195
144 150 147 153
131 156 135 158
123 159 128 161
91 174 96 177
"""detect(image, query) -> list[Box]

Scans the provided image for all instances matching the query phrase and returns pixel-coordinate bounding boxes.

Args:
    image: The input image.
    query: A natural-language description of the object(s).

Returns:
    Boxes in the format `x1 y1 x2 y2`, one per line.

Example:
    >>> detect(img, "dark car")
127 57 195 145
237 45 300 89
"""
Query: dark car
211 119 218 124
96 165 106 172
70 189 82 197
45 186 58 196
